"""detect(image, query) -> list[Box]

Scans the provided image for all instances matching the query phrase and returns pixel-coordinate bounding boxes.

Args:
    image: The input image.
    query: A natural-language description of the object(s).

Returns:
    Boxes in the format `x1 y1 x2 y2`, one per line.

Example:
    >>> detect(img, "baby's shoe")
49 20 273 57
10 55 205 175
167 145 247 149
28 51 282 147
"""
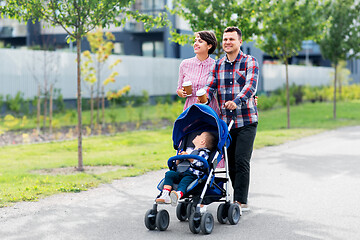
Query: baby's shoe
170 191 182 206
156 191 171 204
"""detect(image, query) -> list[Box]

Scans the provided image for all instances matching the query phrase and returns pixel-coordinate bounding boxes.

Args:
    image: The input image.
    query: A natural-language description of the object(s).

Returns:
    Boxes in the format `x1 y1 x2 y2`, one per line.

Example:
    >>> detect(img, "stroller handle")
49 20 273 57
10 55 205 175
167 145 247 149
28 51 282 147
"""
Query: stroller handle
168 154 210 170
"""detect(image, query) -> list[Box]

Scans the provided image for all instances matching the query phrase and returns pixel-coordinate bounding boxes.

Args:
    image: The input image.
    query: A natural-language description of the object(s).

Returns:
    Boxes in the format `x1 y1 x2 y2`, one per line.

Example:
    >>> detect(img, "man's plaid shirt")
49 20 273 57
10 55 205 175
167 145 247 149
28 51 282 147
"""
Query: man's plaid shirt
206 50 259 128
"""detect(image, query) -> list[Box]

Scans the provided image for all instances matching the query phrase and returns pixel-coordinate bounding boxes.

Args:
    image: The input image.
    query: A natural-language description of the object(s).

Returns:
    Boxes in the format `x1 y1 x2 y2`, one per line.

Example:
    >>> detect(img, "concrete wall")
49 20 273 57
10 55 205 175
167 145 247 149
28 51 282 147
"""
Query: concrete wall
262 64 333 92
0 49 181 99
0 49 336 100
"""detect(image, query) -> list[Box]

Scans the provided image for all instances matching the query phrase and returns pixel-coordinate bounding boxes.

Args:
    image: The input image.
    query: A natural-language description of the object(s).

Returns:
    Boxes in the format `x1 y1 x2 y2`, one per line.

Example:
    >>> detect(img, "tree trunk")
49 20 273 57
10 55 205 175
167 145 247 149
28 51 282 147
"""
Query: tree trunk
76 36 84 171
96 61 100 124
49 84 53 135
43 51 48 132
90 85 94 131
285 59 290 129
102 85 105 128
333 64 337 119
37 85 41 133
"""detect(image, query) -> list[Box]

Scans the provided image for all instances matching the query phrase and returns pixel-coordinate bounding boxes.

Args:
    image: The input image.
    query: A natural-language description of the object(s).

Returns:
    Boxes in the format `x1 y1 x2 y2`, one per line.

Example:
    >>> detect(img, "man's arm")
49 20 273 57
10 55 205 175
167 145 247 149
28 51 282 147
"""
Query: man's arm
233 56 259 106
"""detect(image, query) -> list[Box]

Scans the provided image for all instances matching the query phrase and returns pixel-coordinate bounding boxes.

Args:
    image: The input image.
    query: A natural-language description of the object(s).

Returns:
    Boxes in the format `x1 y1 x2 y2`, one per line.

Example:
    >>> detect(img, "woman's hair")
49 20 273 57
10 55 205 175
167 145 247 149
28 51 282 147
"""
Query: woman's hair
196 31 217 55
224 26 242 39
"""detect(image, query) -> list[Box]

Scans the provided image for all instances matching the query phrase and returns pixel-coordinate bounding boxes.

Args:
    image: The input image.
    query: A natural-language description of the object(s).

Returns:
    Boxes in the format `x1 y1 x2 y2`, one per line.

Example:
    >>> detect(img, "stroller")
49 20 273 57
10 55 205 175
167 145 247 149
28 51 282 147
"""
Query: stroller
144 104 241 234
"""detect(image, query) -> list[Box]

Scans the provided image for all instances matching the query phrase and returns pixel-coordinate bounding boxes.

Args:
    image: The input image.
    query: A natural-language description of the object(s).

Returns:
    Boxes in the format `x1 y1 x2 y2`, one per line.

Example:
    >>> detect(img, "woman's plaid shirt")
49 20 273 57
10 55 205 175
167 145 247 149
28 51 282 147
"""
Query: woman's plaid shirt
206 50 259 128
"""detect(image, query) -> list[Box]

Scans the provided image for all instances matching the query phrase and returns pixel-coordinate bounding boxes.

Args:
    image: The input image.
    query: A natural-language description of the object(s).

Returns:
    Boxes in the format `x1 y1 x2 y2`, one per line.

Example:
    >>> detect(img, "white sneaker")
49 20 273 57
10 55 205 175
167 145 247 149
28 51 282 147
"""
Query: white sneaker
240 203 250 212
156 191 171 204
200 205 207 214
170 191 182 206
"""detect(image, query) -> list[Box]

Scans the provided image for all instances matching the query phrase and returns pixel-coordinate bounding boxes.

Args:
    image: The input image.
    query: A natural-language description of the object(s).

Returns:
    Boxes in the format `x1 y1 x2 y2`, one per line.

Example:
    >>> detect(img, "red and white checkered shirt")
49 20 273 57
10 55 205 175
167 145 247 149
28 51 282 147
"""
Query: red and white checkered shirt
177 56 220 115
206 51 259 128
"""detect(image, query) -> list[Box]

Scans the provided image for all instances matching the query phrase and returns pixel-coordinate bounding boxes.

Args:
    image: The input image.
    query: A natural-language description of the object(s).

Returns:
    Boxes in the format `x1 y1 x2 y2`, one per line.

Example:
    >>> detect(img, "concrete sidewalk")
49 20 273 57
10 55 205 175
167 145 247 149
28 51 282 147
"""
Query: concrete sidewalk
1 126 360 239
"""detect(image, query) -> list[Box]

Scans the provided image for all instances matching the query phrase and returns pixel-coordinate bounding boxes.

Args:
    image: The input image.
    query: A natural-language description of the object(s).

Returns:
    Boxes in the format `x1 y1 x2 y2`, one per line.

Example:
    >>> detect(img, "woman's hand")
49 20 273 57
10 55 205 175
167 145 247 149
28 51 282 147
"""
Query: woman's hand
177 88 188 98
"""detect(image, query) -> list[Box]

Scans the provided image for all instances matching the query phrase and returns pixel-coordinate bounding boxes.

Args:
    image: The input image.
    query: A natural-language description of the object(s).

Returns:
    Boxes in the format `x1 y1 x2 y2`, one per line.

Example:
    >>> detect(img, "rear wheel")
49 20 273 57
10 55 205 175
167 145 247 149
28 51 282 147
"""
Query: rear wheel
144 209 156 230
189 212 201 234
155 209 170 231
186 202 195 219
217 203 228 224
176 202 188 221
200 212 214 234
228 203 241 225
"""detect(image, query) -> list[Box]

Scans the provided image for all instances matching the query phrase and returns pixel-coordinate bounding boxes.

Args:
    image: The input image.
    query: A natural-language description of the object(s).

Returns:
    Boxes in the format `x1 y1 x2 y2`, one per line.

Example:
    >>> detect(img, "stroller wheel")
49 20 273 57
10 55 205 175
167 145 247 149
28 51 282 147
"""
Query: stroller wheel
228 203 241 225
176 202 188 221
189 212 201 234
144 209 157 230
155 209 170 231
200 212 214 234
186 202 196 219
217 203 228 224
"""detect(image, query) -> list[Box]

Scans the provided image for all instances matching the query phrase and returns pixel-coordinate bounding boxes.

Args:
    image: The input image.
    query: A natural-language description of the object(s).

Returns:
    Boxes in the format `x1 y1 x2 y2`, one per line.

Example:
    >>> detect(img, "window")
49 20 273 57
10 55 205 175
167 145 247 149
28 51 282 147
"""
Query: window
113 42 124 55
142 41 164 57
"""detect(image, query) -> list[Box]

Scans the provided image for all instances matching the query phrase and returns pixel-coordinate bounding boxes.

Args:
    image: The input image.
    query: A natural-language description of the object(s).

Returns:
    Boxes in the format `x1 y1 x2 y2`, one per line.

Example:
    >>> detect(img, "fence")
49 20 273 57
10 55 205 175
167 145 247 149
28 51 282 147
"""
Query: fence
0 49 334 100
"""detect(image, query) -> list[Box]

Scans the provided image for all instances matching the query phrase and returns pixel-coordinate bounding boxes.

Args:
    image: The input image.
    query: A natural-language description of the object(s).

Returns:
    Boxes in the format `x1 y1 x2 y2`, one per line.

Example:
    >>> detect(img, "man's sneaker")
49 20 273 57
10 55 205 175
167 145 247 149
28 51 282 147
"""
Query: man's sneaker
170 191 182 206
156 191 171 204
240 203 250 212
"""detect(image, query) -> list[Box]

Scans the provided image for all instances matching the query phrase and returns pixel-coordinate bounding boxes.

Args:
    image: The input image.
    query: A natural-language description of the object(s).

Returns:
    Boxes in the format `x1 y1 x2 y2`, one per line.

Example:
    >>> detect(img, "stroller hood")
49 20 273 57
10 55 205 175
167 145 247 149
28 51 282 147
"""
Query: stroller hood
172 104 230 151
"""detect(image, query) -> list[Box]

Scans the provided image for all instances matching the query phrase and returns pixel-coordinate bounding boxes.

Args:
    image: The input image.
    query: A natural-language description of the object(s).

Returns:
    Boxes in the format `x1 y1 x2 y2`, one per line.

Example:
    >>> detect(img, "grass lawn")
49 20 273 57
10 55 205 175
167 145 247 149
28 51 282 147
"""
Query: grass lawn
0 100 360 207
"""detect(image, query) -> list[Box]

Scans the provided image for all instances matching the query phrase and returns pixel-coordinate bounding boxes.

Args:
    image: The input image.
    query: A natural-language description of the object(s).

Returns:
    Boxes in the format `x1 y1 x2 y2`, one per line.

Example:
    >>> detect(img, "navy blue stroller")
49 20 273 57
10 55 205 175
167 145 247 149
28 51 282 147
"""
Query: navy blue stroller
144 104 241 234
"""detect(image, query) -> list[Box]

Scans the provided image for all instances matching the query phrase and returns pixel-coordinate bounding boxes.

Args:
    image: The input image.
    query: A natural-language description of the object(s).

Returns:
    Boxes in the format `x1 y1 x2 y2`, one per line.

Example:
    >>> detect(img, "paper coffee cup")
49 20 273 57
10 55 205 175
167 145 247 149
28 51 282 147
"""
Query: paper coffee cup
196 89 207 103
182 81 192 96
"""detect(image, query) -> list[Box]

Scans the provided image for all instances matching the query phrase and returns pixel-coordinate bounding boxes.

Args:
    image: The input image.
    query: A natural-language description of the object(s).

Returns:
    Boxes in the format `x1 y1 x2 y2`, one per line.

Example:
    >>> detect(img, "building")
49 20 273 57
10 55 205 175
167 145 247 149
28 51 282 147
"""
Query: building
0 0 359 86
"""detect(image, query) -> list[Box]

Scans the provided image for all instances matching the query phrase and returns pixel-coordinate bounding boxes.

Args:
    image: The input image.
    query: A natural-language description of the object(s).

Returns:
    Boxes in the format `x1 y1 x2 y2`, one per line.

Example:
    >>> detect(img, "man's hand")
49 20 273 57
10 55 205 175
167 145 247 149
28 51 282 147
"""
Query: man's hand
224 101 237 110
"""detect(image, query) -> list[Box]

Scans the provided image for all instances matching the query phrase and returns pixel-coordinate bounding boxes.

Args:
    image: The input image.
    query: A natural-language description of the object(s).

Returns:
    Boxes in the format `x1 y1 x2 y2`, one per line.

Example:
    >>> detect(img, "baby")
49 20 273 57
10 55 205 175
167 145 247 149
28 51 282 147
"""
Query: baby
156 131 216 205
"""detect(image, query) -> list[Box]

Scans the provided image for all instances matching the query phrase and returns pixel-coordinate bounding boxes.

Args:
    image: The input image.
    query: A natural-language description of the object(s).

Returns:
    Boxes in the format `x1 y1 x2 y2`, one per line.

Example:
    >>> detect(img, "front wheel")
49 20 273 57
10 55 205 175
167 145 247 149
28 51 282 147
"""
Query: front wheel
144 209 157 230
176 202 188 221
189 212 201 234
155 209 170 231
200 212 214 234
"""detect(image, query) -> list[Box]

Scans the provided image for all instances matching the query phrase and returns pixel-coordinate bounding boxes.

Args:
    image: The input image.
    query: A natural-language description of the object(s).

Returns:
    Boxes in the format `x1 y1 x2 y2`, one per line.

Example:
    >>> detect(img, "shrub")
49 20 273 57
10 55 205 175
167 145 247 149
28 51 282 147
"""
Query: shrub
5 91 25 115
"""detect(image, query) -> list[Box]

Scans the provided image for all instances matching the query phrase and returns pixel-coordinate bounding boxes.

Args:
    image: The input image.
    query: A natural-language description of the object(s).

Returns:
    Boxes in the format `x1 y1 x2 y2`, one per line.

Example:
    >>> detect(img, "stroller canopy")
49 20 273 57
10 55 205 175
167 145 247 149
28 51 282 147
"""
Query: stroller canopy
172 104 229 151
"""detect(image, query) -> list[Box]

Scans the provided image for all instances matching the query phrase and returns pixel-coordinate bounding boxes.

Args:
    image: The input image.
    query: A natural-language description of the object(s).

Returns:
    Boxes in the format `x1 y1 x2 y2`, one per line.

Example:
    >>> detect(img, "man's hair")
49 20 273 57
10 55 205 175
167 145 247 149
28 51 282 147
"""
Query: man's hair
196 30 217 55
203 131 217 151
224 26 242 39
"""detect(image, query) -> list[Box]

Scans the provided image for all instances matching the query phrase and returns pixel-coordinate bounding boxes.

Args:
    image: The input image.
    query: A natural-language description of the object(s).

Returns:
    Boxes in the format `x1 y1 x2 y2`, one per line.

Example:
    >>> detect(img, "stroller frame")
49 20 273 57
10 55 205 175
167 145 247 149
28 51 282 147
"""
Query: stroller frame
144 104 241 234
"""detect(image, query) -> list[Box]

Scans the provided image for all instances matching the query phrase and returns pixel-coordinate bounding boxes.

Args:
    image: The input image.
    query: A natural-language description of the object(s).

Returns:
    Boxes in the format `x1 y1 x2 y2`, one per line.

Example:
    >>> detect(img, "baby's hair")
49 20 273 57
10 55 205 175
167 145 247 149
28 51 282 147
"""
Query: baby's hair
204 131 217 151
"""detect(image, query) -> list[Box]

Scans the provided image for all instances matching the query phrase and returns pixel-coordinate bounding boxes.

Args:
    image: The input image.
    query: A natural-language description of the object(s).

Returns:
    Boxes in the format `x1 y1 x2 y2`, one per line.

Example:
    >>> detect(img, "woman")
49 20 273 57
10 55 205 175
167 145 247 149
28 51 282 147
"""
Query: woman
177 31 220 115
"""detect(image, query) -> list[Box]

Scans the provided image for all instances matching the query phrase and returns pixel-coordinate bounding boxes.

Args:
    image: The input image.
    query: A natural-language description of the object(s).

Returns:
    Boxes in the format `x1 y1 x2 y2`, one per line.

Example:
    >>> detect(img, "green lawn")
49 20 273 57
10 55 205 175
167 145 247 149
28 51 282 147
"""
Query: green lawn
0 100 360 207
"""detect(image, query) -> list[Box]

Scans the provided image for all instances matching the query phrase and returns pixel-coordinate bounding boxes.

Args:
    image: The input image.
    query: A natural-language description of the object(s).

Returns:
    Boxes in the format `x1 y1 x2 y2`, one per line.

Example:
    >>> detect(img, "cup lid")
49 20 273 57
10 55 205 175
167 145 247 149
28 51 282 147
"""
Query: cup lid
196 89 206 96
182 81 192 86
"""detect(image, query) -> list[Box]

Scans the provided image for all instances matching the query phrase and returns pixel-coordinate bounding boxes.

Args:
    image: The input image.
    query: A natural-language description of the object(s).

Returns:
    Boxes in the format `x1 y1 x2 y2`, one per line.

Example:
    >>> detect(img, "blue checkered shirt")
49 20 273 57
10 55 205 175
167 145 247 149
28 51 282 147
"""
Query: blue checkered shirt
188 148 210 177
206 50 259 128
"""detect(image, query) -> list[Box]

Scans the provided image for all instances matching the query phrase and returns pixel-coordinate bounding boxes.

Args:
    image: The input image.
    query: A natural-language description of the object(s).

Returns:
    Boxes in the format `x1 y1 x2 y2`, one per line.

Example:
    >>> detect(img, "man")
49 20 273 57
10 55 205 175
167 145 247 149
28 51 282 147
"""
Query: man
206 26 258 212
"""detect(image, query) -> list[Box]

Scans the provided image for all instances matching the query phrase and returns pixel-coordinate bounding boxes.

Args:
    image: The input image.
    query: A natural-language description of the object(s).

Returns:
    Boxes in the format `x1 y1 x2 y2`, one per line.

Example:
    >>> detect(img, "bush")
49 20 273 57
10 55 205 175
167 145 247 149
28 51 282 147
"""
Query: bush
5 91 25 115
257 94 278 110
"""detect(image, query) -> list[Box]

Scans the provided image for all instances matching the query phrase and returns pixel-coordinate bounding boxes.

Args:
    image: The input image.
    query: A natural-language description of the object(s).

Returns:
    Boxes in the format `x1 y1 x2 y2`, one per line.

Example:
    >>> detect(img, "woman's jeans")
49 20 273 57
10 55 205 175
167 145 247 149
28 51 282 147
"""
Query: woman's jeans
163 170 197 194
228 122 257 204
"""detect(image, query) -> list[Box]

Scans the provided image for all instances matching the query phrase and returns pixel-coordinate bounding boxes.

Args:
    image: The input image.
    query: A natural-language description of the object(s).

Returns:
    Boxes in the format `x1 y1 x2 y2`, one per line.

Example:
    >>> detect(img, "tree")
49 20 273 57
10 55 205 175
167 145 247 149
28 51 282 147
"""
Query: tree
2 0 166 171
170 0 264 58
255 0 326 128
82 28 123 130
318 0 360 119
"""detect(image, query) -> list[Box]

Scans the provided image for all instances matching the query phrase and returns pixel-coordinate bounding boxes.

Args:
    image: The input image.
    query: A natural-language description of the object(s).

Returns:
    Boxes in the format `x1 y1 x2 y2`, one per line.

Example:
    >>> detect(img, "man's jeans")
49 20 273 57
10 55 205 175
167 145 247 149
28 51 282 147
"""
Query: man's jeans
228 122 258 204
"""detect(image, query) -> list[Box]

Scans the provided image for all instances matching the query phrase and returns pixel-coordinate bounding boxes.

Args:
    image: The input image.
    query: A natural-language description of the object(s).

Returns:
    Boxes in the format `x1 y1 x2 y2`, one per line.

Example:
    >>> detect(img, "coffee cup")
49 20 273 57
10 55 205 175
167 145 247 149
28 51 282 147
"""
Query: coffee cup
182 81 192 96
196 89 207 103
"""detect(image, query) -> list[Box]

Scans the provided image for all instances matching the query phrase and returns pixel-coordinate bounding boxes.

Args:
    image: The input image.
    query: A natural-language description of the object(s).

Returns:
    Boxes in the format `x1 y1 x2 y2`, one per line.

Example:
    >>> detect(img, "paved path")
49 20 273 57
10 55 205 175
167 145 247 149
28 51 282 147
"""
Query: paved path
1 126 360 240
